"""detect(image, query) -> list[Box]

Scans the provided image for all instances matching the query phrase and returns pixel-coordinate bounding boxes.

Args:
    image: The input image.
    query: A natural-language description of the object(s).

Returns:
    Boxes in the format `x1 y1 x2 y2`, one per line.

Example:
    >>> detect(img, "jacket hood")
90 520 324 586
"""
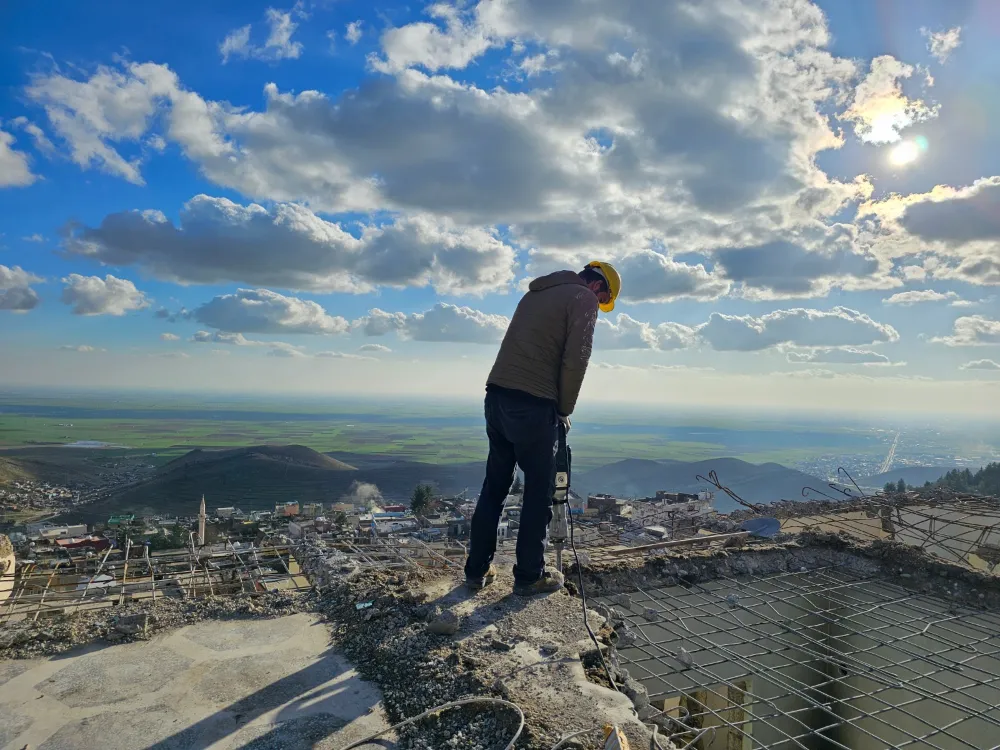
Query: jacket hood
528 270 586 292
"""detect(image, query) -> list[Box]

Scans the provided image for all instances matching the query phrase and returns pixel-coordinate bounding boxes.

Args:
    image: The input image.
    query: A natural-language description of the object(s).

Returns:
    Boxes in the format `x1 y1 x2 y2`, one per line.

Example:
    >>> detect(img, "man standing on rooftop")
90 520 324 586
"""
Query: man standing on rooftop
464 262 621 596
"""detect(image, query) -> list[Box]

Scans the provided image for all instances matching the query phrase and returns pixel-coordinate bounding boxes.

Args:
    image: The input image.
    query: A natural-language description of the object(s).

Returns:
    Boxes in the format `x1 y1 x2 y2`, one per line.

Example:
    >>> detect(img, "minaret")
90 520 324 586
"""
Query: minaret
198 495 206 547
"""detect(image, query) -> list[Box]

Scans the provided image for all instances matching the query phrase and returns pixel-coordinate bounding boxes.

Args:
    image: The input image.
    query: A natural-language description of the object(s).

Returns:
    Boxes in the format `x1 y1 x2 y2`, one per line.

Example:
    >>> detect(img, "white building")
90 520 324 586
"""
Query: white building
28 523 87 540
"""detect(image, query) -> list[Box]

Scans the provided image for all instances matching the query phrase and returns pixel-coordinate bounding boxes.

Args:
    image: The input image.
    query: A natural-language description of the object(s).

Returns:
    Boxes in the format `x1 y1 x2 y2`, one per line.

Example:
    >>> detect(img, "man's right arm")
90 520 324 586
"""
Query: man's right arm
558 292 598 417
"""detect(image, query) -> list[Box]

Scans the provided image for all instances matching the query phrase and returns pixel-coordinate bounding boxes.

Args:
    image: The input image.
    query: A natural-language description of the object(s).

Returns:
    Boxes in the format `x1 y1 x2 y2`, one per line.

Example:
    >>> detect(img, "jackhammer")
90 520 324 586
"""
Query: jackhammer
548 421 571 571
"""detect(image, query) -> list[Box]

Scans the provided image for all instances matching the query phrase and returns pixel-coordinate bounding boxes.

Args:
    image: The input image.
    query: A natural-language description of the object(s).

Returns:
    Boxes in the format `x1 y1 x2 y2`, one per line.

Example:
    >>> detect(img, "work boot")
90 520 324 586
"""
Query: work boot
465 564 497 591
513 570 564 596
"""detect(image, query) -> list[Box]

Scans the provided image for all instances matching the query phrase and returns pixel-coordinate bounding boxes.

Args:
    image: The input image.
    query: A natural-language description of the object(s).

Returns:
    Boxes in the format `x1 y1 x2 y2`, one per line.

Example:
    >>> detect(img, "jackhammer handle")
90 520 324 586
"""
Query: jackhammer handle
555 420 571 483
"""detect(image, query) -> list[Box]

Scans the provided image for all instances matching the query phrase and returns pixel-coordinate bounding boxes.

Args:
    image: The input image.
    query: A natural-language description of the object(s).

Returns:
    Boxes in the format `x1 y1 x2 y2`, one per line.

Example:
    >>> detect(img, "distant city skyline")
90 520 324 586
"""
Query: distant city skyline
1 0 999 414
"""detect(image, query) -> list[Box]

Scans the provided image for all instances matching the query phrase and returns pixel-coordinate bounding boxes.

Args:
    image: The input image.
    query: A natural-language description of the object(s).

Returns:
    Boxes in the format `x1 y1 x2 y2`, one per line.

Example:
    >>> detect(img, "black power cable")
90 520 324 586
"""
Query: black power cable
562 438 618 692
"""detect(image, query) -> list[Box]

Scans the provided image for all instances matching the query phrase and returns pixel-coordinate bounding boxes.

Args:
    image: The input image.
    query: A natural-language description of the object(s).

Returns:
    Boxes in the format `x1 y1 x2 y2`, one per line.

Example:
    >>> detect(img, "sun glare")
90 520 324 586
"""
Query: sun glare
889 140 919 166
888 136 927 167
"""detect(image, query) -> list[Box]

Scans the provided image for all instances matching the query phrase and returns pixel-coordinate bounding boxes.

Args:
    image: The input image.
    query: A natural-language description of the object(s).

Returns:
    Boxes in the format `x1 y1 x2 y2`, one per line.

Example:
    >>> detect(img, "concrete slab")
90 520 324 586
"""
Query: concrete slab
34 641 195 708
0 613 393 750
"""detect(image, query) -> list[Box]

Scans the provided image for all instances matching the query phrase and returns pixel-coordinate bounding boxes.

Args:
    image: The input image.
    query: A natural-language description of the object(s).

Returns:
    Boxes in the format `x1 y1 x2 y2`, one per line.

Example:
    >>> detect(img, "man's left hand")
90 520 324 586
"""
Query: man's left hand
558 414 571 434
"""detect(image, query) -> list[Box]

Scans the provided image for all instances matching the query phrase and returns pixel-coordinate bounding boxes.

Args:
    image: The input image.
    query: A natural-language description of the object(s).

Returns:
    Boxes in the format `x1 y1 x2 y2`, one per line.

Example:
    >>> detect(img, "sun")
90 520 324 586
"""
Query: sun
889 140 919 166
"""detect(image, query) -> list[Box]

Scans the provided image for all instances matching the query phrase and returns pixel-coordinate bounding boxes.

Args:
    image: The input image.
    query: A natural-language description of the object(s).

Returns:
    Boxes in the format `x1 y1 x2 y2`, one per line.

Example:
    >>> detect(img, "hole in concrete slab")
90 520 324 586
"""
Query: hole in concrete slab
593 565 1000 749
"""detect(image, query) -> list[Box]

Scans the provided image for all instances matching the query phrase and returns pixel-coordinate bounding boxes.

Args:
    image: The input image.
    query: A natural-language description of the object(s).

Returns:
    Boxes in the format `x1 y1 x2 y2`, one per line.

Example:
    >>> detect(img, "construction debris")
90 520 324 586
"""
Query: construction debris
309 558 655 750
5 489 1000 748
0 589 304 659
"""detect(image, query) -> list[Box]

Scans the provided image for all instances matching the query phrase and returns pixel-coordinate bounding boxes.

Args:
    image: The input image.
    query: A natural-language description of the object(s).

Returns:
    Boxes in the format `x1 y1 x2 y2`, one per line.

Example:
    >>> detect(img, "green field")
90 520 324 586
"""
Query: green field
0 413 736 469
0 388 900 473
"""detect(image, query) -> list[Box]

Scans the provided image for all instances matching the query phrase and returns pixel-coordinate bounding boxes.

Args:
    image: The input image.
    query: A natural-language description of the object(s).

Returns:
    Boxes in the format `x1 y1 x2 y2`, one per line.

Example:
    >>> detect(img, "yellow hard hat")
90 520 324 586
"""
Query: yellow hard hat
586 261 621 313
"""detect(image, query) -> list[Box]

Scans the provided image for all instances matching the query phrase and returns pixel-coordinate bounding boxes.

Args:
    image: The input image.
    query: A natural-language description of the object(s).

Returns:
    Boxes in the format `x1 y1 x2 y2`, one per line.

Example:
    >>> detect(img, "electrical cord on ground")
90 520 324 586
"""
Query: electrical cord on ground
549 728 592 749
568 503 619 693
338 696 525 750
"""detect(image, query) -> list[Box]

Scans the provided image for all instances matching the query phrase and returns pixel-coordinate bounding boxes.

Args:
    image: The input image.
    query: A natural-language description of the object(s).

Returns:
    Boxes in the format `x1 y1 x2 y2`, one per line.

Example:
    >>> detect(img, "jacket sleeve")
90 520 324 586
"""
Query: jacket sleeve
558 292 598 416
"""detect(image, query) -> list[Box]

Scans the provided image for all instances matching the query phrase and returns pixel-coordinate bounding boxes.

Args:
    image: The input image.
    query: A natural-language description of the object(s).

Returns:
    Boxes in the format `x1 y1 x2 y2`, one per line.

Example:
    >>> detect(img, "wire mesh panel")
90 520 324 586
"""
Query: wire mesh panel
599 567 1000 749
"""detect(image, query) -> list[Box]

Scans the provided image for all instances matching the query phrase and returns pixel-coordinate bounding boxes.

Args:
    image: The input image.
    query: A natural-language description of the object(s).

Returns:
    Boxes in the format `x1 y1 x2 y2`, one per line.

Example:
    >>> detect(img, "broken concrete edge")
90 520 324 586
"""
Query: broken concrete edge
567 532 1000 611
0 590 306 659
706 488 994 524
296 541 672 749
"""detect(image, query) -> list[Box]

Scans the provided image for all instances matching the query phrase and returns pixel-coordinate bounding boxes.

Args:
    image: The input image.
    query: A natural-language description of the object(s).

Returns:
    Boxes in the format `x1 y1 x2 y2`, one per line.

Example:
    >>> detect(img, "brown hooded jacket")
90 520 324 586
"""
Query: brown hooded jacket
486 271 599 416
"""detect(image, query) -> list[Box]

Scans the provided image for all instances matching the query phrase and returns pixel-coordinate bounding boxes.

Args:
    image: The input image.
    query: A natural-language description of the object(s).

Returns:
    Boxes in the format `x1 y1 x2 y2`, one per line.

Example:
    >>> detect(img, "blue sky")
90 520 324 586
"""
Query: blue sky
1 0 999 415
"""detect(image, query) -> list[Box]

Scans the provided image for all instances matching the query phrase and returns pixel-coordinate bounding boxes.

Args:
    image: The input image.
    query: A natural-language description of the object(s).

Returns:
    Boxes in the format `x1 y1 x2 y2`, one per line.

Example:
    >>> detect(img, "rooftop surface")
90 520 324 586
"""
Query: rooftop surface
0 613 390 749
4 490 1000 749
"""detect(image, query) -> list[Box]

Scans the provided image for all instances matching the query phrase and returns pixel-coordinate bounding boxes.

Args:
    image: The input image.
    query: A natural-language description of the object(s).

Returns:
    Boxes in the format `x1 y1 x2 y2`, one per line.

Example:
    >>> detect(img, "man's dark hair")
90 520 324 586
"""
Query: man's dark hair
579 266 607 290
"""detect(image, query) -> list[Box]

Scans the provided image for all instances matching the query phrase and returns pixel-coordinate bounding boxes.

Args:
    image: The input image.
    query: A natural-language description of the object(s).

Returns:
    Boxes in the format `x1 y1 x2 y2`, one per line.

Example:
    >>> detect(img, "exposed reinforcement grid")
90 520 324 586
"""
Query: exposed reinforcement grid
599 566 1000 750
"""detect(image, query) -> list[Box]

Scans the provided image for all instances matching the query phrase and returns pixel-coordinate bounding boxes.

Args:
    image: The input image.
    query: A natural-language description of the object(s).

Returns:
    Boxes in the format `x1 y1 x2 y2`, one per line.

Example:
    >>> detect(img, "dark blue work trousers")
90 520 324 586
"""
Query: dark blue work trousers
464 386 557 585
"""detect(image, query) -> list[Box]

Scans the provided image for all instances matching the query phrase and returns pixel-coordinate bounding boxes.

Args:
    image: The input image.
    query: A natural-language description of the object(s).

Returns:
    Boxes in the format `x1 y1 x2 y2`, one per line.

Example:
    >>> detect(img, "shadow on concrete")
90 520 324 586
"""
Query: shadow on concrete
143 646 384 750
144 577 552 749
420 581 536 643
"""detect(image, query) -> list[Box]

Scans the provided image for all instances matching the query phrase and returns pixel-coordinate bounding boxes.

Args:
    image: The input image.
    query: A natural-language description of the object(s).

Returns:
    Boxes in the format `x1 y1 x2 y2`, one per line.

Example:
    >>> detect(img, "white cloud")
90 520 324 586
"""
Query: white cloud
841 55 937 144
316 351 376 361
220 7 303 63
193 288 349 334
616 250 729 303
374 4 495 73
931 316 1000 347
220 25 252 63
24 62 175 184
266 343 307 358
26 1 879 302
775 367 838 379
345 20 363 44
191 331 255 345
860 177 1000 287
961 359 1000 371
67 195 516 295
60 274 149 316
897 265 927 282
0 265 42 312
23 234 44 242
922 27 962 64
58 344 105 352
160 332 180 341
190 330 304 357
11 116 55 155
596 314 697 351
352 303 509 344
0 129 36 187
786 347 892 365
698 307 898 351
358 343 391 353
152 351 190 359
883 290 958 306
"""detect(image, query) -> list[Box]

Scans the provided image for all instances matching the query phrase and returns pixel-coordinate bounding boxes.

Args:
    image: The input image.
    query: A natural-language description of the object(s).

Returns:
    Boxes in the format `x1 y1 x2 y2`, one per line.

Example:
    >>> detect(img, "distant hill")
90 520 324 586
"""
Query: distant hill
60 446 488 523
57 445 829 522
0 456 29 484
163 445 356 472
573 457 825 512
83 445 353 518
860 466 960 489
0 447 129 486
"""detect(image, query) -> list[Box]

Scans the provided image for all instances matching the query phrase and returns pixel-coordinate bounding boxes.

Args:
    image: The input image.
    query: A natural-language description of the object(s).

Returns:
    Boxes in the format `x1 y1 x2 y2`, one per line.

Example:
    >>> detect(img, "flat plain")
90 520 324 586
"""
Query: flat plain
1 389 995 476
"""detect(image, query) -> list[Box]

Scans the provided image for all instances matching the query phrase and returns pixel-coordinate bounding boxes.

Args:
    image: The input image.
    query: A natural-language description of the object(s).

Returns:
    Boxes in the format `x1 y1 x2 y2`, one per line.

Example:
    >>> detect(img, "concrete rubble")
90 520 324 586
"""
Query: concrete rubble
0 590 305 659
310 560 659 749
5 520 1000 748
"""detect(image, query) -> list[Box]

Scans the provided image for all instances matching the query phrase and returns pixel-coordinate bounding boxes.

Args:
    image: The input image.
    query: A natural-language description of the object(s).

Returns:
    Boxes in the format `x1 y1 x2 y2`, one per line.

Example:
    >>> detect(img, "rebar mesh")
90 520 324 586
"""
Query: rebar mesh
599 567 1000 749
